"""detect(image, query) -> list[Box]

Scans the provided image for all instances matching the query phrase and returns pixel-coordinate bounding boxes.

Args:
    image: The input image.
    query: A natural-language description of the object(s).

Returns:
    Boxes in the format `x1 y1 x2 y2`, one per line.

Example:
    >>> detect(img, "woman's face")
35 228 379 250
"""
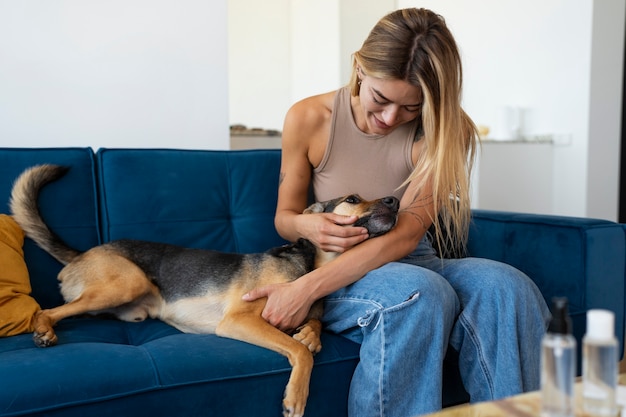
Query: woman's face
357 74 422 135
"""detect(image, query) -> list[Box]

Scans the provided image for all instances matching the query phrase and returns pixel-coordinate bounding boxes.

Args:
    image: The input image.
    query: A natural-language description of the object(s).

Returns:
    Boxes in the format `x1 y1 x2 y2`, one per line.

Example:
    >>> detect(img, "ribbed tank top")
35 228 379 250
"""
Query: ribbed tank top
313 86 418 202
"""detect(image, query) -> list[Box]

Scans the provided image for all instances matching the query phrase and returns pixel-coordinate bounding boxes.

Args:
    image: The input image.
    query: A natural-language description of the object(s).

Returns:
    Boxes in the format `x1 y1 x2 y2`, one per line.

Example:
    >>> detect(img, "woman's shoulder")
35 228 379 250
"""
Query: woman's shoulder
282 90 338 165
284 90 336 131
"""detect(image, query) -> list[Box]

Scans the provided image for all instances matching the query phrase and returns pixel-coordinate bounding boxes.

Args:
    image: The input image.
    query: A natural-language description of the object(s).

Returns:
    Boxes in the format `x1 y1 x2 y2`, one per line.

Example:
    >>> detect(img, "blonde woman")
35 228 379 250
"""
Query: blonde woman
244 8 549 417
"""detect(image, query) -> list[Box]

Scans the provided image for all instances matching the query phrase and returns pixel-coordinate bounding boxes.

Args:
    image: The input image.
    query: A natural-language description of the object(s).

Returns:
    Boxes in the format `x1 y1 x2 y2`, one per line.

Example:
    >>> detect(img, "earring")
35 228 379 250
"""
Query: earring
358 80 362 86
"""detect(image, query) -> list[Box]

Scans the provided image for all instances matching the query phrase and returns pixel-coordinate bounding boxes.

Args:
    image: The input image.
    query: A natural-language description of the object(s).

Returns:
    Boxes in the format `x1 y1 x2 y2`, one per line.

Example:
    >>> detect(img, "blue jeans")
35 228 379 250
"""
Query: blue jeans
322 238 550 417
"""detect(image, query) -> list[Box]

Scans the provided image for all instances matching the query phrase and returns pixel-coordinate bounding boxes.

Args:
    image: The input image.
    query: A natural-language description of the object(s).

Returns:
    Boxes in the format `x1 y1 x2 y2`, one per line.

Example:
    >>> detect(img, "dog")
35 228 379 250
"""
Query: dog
9 164 399 417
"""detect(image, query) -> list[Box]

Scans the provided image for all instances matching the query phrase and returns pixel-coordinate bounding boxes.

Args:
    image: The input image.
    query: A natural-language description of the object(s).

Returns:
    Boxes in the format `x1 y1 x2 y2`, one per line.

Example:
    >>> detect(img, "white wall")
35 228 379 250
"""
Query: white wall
0 0 229 150
228 0 290 132
290 0 341 106
338 0 396 87
228 0 395 131
229 0 339 132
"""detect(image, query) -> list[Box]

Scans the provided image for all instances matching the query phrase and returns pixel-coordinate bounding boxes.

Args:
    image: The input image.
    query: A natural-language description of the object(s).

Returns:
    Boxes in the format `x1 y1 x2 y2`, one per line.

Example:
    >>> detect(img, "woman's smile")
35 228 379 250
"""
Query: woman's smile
373 115 392 130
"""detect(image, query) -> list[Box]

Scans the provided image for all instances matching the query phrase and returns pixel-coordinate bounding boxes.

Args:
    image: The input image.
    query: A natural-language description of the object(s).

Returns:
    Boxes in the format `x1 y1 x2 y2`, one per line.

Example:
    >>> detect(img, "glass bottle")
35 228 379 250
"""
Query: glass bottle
541 297 576 417
582 309 618 417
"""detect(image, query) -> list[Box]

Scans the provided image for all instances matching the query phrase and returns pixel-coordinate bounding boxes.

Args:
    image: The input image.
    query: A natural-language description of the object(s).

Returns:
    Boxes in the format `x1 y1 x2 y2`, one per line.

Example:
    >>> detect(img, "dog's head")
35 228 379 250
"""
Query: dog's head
304 194 399 238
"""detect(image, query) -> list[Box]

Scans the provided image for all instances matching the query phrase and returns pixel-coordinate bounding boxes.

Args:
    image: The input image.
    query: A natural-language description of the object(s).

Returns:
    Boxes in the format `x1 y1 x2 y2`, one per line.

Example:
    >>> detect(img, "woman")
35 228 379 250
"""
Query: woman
243 8 550 417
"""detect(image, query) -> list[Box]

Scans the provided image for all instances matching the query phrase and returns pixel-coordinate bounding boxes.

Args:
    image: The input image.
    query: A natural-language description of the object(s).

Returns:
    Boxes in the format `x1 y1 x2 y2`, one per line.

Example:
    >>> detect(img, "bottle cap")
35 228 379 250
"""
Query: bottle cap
547 297 572 335
586 309 615 340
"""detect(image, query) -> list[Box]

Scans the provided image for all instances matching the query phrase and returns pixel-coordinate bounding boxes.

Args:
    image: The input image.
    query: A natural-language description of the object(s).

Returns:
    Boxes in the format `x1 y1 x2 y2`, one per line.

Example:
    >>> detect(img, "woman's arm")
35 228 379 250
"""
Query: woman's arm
244 173 435 332
274 93 370 252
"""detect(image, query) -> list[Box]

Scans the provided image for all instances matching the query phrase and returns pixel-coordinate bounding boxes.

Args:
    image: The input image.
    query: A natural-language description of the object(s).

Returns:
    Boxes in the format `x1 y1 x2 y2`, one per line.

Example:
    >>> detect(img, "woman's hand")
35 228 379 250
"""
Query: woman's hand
295 212 369 253
242 278 315 333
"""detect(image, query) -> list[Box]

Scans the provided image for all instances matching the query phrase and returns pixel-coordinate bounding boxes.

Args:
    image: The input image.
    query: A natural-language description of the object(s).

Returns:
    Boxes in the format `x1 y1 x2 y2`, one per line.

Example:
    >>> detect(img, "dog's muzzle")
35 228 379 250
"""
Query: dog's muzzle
354 196 399 237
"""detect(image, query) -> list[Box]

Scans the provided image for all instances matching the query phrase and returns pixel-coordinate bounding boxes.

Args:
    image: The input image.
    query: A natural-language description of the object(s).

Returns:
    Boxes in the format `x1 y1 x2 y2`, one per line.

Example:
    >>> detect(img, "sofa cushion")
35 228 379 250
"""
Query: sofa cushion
0 214 40 336
0 148 99 309
96 149 287 253
0 317 359 417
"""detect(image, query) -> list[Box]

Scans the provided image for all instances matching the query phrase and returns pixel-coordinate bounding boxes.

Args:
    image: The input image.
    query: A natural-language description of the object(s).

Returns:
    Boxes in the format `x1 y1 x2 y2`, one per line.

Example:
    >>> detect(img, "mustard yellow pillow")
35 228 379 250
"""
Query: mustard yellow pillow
0 214 40 336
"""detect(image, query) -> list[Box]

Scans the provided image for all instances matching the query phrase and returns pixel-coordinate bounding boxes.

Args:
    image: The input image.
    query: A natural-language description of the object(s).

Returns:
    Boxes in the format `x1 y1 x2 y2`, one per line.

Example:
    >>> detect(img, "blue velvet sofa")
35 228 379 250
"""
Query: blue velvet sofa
0 147 624 417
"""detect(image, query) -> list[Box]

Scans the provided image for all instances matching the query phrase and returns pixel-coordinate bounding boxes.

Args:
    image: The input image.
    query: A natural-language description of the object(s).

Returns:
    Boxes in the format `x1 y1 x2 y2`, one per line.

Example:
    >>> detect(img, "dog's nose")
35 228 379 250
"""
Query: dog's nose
383 196 399 211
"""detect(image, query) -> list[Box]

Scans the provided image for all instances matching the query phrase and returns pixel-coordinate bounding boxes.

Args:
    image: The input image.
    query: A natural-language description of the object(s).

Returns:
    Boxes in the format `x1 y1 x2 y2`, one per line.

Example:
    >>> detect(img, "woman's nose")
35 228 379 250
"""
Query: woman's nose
381 106 399 126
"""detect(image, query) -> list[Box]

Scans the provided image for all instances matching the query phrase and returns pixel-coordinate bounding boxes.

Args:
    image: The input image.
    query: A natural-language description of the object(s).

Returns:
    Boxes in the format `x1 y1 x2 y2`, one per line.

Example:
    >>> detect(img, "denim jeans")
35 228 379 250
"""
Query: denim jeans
322 237 550 417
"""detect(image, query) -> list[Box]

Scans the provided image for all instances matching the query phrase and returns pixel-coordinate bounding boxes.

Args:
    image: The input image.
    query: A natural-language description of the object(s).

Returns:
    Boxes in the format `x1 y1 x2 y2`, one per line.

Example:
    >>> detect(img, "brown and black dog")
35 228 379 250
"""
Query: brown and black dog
10 164 399 417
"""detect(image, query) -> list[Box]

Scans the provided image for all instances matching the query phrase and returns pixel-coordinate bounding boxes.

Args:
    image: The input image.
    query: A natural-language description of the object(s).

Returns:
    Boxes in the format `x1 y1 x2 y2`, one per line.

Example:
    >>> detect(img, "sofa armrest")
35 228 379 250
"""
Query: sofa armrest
468 209 625 360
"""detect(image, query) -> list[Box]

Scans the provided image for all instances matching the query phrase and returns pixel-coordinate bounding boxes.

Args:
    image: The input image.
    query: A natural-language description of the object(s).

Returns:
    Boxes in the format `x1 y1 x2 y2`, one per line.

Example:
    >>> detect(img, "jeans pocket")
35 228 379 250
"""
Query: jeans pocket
357 291 421 332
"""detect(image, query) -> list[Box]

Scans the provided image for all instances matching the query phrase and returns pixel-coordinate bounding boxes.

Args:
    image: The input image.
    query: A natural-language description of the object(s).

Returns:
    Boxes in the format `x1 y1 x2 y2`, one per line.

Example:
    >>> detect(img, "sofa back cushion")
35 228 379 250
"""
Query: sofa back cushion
96 149 287 253
0 148 99 308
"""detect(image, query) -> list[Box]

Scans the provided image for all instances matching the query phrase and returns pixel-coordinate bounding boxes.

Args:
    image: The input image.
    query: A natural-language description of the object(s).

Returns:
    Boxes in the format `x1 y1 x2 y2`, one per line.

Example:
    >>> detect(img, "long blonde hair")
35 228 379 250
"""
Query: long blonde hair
350 8 479 256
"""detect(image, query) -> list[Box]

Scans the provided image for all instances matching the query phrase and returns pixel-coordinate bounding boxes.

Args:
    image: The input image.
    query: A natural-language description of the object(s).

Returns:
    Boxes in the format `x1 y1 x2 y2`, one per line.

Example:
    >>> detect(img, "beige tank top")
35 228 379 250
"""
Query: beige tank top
313 86 418 202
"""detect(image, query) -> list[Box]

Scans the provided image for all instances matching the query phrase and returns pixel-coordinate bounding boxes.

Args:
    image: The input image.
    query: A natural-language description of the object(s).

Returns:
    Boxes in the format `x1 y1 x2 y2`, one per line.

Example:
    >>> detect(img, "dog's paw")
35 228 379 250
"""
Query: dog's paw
293 325 322 354
282 404 304 417
32 310 58 348
33 330 58 348
282 389 306 417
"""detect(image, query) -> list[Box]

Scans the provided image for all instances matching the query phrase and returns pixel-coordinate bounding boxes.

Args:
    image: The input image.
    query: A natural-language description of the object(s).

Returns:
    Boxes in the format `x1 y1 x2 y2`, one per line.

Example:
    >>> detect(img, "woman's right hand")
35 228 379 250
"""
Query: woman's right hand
294 212 369 253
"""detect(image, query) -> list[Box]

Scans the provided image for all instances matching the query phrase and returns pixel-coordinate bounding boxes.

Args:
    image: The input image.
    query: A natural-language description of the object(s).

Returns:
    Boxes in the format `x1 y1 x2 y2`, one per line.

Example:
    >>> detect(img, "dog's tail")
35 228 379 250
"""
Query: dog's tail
10 164 82 265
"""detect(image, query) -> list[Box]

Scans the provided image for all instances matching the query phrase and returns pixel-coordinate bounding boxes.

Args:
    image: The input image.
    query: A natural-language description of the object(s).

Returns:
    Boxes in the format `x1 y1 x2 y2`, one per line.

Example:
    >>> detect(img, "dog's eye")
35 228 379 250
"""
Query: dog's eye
345 195 361 204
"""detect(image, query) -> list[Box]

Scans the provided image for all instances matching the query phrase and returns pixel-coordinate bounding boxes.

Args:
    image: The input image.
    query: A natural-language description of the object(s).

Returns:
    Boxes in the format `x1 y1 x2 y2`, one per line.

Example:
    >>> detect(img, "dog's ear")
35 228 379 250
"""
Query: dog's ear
303 202 326 214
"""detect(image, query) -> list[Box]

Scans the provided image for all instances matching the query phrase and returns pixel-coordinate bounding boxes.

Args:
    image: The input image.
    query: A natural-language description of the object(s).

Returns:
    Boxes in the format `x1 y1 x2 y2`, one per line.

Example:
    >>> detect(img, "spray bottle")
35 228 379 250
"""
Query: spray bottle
541 297 576 417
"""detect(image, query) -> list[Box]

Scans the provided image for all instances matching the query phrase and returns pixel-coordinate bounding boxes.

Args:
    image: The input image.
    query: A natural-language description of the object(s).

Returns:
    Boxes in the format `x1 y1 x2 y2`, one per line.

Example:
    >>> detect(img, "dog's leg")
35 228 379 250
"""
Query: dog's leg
33 282 137 347
33 252 155 347
34 293 120 348
33 295 116 347
216 305 315 417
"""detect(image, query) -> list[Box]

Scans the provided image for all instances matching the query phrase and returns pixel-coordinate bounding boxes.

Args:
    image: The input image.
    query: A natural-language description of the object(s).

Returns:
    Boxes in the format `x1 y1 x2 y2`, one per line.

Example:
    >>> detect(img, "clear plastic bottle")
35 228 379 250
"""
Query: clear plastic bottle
541 297 576 417
582 309 618 416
